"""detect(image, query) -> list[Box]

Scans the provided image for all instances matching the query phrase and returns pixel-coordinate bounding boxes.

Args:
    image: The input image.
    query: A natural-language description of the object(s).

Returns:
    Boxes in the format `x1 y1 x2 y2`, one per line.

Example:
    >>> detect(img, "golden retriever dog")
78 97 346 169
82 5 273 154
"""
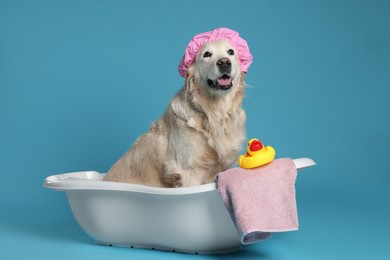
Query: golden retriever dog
104 35 250 187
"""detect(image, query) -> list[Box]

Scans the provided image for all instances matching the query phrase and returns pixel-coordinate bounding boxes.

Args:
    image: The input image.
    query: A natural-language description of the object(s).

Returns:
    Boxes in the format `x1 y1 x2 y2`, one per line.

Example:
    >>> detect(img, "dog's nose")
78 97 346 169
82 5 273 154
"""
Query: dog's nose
217 58 231 72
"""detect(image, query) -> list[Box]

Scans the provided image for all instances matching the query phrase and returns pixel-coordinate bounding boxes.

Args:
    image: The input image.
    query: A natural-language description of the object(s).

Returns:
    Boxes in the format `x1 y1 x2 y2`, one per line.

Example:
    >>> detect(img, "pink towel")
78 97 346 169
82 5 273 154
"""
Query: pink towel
215 158 299 245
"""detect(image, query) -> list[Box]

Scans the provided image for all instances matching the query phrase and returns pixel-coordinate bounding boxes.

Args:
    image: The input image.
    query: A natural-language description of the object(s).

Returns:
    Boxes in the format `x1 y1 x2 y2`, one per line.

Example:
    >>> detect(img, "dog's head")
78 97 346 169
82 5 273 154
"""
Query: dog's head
188 39 242 96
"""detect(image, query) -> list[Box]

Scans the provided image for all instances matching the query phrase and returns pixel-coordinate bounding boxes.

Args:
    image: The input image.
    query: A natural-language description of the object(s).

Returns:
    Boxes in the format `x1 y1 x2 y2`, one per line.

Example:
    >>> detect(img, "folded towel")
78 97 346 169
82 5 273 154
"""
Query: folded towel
215 158 298 245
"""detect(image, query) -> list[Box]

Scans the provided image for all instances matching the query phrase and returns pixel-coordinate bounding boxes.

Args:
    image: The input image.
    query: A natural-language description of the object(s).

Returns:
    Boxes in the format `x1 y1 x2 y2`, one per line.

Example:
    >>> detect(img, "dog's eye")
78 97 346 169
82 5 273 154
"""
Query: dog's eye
203 51 212 58
228 49 235 55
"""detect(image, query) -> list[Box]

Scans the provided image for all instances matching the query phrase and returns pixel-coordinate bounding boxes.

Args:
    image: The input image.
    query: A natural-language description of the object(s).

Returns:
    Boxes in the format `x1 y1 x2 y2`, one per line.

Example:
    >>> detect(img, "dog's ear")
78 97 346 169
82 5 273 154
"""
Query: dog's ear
184 64 202 99
240 71 246 87
186 63 196 79
185 63 196 89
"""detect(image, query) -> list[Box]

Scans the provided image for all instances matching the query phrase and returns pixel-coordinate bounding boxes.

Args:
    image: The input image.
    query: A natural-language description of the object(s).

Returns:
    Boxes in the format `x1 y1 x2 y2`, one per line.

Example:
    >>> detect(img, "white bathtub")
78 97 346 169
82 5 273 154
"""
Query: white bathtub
44 158 315 254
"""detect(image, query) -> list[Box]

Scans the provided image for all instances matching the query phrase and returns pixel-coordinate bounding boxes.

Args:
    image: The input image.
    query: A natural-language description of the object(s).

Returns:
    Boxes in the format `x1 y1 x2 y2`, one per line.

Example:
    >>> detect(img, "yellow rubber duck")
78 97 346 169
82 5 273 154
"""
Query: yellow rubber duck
238 138 276 169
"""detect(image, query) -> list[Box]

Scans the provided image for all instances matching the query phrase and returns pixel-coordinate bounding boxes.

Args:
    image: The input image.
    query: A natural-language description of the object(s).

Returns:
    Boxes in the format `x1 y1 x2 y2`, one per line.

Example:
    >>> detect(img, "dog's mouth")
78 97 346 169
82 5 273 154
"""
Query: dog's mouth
207 74 233 91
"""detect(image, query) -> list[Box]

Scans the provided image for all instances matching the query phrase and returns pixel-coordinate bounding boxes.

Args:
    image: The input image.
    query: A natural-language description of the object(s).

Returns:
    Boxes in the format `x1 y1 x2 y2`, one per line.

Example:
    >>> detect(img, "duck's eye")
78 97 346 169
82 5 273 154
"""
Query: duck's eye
247 142 250 146
203 51 212 58
228 49 234 55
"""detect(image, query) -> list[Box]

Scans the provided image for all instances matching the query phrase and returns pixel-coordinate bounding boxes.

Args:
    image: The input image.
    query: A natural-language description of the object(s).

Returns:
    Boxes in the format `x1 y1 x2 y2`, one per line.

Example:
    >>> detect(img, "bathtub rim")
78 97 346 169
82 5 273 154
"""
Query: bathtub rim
44 157 315 195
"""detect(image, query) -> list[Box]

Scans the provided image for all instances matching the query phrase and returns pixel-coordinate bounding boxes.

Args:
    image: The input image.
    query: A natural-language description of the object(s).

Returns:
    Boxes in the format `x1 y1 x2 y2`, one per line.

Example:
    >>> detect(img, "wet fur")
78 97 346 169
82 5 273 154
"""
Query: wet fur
104 40 247 187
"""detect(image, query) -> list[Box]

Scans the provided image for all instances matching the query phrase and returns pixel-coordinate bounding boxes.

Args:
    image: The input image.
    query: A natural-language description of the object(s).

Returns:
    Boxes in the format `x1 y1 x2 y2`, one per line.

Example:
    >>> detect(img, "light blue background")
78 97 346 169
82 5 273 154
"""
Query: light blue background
1 0 389 259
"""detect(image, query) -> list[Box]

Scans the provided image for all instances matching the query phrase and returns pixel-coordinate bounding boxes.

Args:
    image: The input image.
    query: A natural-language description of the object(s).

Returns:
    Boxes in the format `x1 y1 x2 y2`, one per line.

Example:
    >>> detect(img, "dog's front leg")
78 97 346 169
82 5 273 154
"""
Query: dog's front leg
161 160 183 188
161 173 183 188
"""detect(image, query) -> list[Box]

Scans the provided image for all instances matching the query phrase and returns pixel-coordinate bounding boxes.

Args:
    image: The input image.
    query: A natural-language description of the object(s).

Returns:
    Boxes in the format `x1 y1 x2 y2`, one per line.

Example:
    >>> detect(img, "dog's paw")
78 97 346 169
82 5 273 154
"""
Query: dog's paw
162 173 183 188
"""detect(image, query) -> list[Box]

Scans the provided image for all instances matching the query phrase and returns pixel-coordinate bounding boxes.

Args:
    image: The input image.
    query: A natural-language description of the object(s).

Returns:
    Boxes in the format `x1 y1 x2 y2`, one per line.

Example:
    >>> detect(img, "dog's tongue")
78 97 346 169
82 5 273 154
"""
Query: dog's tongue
217 78 232 86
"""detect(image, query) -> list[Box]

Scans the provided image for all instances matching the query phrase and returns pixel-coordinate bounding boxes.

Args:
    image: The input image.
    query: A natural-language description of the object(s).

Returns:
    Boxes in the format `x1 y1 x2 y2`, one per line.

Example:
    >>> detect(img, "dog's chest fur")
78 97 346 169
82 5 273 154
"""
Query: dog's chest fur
168 81 246 182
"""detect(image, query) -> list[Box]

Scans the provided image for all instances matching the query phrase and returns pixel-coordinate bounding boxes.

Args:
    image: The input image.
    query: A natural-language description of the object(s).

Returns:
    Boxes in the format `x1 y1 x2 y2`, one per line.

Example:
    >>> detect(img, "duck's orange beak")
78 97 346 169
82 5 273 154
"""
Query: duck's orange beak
249 139 263 152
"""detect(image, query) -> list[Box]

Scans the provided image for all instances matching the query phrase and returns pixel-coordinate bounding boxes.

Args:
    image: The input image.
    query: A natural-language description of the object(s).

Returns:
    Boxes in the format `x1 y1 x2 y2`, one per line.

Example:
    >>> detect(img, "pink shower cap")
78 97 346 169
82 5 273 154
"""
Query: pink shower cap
178 27 253 78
